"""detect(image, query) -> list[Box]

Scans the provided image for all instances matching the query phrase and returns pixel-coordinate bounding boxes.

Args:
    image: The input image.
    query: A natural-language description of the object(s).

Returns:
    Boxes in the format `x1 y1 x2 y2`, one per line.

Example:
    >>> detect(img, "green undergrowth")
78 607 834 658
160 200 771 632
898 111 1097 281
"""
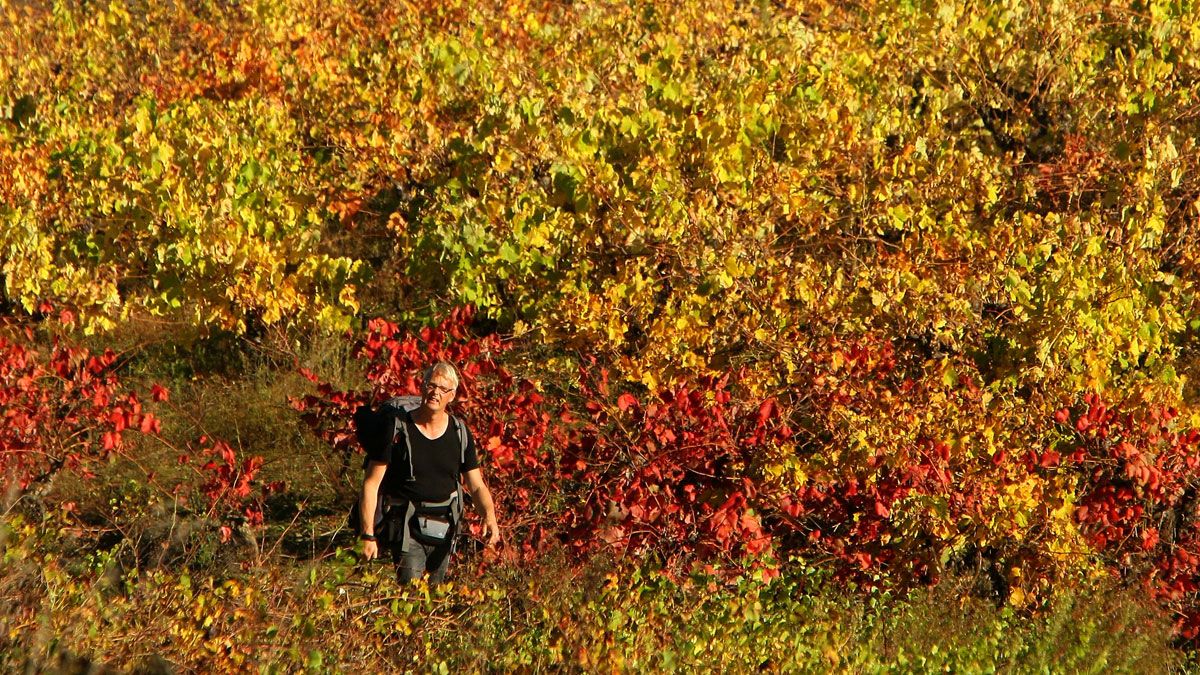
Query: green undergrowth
0 512 1183 673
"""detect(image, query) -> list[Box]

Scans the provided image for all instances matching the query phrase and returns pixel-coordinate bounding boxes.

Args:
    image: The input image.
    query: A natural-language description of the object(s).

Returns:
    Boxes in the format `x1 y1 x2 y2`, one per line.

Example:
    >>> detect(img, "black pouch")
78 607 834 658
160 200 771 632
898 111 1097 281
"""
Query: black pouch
408 498 457 546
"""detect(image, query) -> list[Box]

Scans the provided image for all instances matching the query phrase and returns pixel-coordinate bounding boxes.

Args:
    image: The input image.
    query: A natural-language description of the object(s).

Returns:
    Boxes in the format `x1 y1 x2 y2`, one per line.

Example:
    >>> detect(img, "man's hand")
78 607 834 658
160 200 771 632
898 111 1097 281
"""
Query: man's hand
362 539 379 561
482 520 502 547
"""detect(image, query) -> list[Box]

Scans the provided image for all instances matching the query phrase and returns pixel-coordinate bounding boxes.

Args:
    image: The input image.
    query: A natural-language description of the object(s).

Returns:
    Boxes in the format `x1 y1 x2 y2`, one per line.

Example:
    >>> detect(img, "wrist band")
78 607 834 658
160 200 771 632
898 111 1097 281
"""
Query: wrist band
360 533 377 542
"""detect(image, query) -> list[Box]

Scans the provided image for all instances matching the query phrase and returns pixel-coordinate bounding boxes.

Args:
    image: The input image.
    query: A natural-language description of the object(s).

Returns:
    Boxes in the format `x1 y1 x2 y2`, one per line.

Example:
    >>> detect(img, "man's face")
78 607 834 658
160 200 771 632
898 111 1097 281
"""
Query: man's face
421 374 457 413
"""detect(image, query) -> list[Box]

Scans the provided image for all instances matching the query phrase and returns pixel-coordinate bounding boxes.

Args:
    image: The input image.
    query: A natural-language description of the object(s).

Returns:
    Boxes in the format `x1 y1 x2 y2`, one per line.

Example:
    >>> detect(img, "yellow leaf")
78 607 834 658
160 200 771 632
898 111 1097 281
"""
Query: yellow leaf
1008 586 1027 607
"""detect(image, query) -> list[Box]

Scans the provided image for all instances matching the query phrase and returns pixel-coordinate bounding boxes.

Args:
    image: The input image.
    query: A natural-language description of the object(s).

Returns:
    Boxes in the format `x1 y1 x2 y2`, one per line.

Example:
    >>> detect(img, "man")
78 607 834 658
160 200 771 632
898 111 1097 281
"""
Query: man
359 361 500 584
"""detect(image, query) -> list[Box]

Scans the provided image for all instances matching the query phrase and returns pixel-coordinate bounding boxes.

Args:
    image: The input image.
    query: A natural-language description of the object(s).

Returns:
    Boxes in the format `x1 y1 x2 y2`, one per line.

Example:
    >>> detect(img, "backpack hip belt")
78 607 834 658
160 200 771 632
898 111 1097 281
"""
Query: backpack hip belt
402 491 464 548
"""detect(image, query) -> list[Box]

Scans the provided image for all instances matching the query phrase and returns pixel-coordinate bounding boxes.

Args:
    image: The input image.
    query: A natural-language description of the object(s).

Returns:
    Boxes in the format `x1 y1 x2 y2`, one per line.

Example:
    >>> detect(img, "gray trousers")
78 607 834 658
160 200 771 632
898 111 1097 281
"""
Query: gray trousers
392 536 453 585
383 502 455 585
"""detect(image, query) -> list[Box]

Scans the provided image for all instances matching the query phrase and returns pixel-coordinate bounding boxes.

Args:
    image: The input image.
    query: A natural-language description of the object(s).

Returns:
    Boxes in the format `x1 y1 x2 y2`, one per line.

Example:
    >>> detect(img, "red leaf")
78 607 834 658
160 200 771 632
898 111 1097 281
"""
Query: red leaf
1142 528 1160 551
244 507 264 527
617 393 638 412
756 399 777 426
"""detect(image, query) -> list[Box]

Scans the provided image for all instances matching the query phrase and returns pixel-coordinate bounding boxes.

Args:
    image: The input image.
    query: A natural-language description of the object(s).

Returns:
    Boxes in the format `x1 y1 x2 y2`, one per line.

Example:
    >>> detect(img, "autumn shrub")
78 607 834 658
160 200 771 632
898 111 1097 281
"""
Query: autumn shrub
5 0 1197 400
0 324 166 498
0 323 294 581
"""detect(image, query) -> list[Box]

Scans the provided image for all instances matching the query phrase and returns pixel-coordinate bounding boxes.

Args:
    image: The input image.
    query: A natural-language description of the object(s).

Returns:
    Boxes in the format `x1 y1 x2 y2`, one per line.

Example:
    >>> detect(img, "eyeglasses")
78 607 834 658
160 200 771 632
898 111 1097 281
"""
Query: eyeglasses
424 382 455 396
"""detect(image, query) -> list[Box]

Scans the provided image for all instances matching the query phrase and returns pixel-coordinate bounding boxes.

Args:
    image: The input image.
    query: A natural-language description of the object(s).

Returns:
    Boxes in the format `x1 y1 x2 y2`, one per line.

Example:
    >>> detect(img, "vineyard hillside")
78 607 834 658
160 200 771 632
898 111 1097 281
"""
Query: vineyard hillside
2 0 1199 670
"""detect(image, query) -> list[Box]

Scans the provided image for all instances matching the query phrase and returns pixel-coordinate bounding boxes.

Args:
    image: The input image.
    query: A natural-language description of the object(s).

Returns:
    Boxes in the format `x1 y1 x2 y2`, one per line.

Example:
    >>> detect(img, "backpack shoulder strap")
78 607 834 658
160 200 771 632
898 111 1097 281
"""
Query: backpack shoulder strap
394 408 416 481
451 415 467 519
451 415 468 470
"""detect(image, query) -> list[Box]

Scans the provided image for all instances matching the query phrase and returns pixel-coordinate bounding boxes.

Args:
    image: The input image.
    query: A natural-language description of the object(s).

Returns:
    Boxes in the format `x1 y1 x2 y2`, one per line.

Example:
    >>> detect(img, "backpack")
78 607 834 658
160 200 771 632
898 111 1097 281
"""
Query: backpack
349 396 469 544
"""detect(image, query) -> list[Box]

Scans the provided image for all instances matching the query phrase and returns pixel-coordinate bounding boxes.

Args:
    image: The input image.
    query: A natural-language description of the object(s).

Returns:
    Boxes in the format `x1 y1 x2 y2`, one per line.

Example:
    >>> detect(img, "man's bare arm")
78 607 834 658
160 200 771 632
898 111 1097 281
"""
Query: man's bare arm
463 467 500 546
360 461 388 560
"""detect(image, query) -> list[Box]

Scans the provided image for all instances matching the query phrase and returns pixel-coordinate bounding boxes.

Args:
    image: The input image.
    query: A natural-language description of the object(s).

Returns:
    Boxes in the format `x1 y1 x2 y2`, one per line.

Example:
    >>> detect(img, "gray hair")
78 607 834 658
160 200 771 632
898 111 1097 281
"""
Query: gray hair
422 361 460 390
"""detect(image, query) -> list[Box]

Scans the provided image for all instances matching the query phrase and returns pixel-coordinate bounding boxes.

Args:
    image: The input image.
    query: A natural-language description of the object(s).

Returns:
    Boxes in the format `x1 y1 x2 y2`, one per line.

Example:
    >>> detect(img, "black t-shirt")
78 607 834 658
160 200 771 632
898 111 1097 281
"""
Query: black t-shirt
367 414 478 503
